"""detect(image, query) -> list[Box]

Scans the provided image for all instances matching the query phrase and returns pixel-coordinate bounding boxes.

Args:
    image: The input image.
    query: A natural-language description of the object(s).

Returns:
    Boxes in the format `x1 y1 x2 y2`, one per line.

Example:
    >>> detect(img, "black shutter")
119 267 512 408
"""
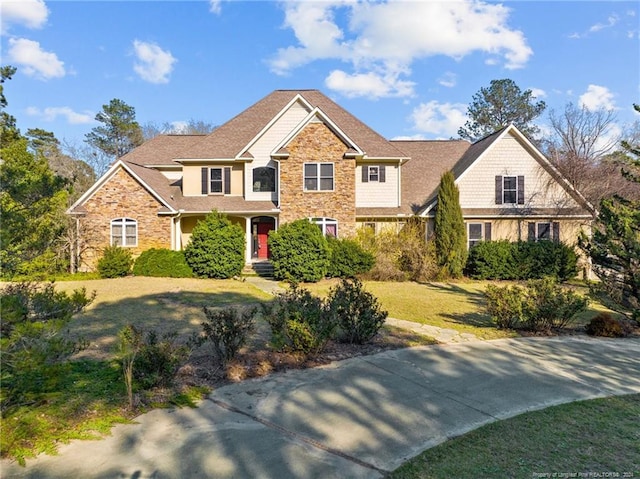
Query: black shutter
224 167 231 195
379 165 386 183
484 222 492 242
495 176 503 204
201 167 208 195
362 166 368 183
517 175 525 204
528 222 536 242
552 222 560 243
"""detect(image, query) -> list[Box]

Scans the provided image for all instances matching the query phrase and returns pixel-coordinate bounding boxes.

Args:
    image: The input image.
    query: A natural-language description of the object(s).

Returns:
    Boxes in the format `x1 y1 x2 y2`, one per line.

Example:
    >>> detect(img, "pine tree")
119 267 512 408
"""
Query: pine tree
580 104 640 319
434 172 467 279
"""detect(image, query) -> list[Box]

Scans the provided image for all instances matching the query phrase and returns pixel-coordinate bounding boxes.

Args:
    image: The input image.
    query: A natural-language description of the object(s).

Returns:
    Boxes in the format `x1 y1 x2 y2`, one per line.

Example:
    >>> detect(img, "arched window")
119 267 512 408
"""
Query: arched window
111 218 137 247
311 217 338 237
253 167 276 192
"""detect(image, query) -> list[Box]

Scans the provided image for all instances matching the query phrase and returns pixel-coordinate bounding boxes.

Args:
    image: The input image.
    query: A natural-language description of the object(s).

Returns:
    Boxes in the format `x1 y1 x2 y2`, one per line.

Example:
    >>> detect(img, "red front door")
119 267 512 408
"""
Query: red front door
257 222 272 259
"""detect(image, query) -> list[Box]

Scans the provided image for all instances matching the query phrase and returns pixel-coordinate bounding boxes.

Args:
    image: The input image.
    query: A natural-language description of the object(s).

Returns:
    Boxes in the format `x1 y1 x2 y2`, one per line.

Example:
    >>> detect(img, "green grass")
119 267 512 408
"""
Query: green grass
303 279 619 340
390 394 640 479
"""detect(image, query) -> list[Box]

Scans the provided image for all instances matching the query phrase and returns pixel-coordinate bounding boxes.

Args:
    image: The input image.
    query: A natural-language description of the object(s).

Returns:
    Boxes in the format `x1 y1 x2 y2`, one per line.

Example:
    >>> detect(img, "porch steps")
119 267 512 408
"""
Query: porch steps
242 261 275 278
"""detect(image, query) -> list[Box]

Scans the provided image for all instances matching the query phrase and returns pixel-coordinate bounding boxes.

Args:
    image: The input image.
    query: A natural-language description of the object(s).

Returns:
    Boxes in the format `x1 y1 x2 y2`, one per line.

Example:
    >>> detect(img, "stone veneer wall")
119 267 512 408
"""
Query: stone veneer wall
78 167 171 270
278 122 357 237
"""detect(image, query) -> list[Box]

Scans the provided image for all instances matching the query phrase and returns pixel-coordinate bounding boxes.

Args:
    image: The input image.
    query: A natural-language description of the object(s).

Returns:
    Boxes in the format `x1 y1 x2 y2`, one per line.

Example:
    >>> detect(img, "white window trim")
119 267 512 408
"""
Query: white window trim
467 222 485 249
311 217 338 237
111 218 137 247
368 165 379 182
304 162 334 192
209 167 224 194
503 176 518 204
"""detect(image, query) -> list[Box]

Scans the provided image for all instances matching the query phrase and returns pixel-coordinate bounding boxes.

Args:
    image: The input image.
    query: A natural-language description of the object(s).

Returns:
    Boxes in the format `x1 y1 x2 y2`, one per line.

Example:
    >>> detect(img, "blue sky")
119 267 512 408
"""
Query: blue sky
2 0 639 149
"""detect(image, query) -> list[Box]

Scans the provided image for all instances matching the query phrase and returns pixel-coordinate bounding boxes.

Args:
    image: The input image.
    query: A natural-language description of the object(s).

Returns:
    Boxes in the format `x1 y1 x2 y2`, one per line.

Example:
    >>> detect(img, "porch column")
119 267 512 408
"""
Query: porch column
245 217 252 264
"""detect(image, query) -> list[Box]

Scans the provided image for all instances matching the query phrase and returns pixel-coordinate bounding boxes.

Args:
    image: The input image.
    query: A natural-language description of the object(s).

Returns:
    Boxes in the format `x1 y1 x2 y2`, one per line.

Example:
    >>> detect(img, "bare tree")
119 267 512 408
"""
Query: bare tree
142 119 217 140
544 103 623 205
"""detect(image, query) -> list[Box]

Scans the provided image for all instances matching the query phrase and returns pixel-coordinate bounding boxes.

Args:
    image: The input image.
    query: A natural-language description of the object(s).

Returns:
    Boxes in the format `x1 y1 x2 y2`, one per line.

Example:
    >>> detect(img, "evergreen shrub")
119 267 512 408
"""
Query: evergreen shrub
133 249 193 278
268 219 329 282
201 306 257 364
97 246 133 278
184 211 245 279
327 237 375 278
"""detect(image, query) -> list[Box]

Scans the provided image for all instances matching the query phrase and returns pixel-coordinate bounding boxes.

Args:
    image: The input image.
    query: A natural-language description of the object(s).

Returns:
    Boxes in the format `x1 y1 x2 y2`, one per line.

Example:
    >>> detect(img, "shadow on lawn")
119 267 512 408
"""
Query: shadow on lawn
427 282 494 329
69 290 270 361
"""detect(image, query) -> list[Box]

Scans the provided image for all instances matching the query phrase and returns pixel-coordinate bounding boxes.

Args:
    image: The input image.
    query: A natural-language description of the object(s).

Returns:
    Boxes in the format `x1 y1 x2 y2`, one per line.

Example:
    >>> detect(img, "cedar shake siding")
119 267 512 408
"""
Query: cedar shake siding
78 167 171 269
278 122 357 237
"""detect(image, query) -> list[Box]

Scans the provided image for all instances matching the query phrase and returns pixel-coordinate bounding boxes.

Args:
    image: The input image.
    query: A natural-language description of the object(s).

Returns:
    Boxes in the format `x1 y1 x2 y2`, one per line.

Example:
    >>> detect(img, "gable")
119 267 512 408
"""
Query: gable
457 130 585 211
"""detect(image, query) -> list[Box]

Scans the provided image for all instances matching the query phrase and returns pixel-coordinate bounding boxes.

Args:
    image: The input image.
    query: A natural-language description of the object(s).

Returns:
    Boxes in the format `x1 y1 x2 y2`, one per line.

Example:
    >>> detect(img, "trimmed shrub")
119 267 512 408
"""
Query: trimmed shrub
466 241 578 282
514 241 578 282
465 240 517 280
133 249 193 278
327 237 375 278
201 306 257 364
184 211 245 279
261 284 336 355
327 278 388 344
434 172 467 279
585 313 627 338
268 219 330 282
97 246 133 278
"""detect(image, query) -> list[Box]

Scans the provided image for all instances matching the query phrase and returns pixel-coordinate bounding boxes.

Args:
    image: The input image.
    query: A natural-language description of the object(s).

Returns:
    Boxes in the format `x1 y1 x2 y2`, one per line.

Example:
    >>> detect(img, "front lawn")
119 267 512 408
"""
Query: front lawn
390 394 640 478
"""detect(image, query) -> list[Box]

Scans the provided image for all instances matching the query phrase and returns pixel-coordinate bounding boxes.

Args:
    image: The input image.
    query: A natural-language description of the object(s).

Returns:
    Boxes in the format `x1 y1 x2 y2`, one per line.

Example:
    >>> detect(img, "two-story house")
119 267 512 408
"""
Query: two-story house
68 89 594 271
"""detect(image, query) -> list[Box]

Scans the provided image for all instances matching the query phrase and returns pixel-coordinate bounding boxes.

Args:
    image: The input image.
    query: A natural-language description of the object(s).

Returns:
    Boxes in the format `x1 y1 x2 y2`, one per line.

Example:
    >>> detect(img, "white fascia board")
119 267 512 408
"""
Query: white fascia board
239 94 314 159
174 158 247 163
270 107 364 157
121 163 176 213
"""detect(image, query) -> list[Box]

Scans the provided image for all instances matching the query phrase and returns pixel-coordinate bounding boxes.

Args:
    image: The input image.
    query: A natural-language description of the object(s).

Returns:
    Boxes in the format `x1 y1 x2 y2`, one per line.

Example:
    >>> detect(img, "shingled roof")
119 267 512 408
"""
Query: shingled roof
119 134 206 166
391 139 471 214
180 90 408 160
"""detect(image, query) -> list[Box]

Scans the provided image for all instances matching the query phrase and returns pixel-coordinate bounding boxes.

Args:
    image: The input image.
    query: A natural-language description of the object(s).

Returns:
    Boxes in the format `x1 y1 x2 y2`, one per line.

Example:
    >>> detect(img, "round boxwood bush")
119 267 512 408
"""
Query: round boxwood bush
465 240 516 280
97 245 133 278
268 219 329 282
327 237 375 278
184 211 245 279
133 249 193 278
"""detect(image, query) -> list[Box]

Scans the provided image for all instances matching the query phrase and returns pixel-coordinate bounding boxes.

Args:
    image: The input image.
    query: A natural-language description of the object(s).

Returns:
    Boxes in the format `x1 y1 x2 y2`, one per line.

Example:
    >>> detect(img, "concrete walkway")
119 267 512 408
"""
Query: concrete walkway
3 336 639 479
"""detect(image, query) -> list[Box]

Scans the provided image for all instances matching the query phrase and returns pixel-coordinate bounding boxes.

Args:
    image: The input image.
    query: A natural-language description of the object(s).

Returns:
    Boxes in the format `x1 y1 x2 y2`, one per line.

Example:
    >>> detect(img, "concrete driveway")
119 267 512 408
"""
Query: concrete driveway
3 336 639 478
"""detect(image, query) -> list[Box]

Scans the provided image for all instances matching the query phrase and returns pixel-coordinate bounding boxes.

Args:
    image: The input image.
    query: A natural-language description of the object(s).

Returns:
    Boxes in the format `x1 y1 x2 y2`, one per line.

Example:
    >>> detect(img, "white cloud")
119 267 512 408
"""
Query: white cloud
438 72 457 88
26 106 94 124
579 84 617 110
589 14 619 33
132 40 177 84
209 0 221 15
269 1 531 99
0 0 48 34
530 88 546 99
410 101 468 138
7 38 65 80
325 69 415 99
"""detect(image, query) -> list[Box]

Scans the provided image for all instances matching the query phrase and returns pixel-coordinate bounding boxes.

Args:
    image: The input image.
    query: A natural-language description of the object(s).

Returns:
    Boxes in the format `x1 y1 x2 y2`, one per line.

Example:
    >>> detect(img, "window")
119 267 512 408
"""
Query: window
495 175 524 205
361 165 386 183
304 163 334 191
312 217 338 237
528 222 559 242
503 176 517 204
111 218 137 247
210 167 223 193
201 167 231 195
467 222 492 249
253 167 276 192
363 222 376 233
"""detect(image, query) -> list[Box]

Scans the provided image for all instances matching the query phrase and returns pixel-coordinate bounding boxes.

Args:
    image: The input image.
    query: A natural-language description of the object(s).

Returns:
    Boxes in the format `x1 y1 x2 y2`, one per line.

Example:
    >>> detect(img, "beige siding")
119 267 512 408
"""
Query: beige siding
182 163 243 196
458 133 581 210
355 164 400 207
245 99 310 202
